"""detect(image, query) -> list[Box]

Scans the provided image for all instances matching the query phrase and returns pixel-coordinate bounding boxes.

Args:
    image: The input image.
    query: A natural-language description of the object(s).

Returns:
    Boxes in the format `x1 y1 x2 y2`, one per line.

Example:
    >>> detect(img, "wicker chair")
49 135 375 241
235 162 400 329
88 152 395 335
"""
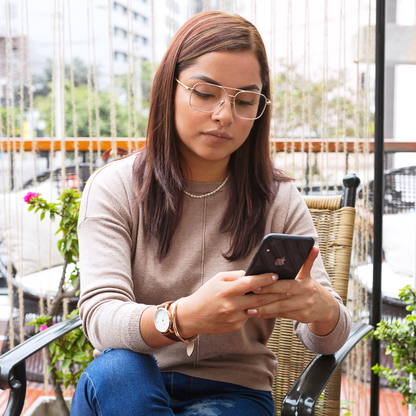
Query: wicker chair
0 174 372 416
271 174 365 415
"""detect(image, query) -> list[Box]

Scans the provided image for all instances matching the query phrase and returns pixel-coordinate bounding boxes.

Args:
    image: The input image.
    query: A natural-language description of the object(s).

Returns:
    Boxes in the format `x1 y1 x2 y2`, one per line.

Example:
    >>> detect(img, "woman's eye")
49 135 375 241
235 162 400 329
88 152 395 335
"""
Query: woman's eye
236 99 254 106
194 90 214 99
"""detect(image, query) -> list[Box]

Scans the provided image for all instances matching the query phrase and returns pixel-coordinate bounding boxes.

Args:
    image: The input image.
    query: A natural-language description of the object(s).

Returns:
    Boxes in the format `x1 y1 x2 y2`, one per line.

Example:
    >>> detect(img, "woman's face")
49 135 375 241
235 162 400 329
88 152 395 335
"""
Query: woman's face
174 50 262 181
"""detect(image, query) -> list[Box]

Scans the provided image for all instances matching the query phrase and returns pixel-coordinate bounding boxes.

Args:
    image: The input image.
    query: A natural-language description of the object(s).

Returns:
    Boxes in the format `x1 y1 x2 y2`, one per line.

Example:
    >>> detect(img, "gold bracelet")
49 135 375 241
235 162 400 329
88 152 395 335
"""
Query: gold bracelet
171 298 198 344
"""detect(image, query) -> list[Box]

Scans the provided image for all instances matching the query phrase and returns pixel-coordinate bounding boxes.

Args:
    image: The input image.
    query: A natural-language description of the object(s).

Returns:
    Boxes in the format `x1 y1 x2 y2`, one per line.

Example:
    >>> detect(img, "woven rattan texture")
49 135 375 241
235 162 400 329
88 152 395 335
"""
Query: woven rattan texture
268 196 355 415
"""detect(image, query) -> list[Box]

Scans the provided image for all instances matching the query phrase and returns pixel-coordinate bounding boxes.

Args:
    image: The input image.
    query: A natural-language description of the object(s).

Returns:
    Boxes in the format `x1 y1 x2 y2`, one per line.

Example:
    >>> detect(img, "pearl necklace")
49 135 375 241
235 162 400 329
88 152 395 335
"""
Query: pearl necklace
183 173 230 199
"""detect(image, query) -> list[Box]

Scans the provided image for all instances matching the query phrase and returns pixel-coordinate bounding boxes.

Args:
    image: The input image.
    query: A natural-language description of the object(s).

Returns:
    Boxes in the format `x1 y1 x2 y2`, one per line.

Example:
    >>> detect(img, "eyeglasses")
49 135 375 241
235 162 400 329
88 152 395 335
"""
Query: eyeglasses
176 79 271 121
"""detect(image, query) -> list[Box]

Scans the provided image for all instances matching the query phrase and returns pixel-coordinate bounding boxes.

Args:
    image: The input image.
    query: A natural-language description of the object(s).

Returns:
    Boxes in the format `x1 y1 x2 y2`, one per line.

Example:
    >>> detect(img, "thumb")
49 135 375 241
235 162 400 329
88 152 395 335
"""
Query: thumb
222 270 246 282
296 246 319 280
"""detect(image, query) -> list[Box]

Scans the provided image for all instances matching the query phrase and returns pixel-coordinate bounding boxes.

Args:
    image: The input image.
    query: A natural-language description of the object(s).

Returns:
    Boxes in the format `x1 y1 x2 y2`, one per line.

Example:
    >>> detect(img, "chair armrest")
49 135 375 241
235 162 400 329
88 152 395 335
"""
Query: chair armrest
281 322 373 416
0 315 81 416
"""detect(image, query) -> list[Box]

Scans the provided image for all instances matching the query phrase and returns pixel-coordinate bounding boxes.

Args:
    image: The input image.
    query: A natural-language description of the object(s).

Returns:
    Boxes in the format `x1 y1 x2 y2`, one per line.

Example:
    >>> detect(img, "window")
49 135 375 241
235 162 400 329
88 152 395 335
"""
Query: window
134 35 149 46
113 1 127 15
114 51 128 62
114 27 127 39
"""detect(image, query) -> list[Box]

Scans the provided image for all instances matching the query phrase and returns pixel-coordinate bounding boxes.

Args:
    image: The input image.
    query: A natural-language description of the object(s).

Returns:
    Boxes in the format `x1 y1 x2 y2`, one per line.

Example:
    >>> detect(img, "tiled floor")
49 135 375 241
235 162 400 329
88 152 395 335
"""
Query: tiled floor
0 376 409 415
0 383 73 415
340 376 408 416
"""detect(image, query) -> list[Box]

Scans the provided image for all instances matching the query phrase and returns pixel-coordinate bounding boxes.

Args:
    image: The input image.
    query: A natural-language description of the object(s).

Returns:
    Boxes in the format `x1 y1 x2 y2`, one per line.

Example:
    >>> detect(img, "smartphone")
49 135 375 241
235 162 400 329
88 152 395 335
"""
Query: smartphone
245 233 314 280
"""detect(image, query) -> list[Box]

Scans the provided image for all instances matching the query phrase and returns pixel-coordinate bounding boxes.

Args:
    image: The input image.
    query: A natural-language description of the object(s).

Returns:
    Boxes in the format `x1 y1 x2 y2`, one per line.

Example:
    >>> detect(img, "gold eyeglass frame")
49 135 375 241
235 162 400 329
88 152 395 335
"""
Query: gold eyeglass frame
175 79 271 121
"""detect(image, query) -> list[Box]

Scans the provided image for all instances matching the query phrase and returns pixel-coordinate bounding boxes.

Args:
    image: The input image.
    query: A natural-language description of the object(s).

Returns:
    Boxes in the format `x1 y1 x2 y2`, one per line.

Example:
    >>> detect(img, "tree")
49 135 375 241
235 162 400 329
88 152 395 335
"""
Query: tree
32 58 90 99
34 83 148 138
271 64 373 139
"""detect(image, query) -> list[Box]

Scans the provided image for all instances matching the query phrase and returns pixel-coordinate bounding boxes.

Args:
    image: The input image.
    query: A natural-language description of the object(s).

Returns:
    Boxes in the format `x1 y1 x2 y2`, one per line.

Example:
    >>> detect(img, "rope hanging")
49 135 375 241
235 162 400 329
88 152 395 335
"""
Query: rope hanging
5 0 15 351
335 0 344 194
107 0 117 160
58 0 66 191
321 0 329 194
126 0 134 154
87 0 94 173
151 0 156 80
300 0 309 195
67 0 80 190
306 0 312 196
90 0 102 165
251 0 256 26
18 0 26 346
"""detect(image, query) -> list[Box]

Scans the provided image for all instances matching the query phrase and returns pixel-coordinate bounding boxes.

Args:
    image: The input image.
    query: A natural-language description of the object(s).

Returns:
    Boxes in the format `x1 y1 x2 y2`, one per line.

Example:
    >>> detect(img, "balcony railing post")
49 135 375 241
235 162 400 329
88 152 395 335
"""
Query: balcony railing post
371 0 386 415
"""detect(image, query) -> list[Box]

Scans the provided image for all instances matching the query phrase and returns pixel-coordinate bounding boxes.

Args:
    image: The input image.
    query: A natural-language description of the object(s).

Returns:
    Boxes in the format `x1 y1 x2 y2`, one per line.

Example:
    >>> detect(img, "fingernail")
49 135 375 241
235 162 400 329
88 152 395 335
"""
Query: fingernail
272 274 278 281
256 287 262 291
247 309 258 315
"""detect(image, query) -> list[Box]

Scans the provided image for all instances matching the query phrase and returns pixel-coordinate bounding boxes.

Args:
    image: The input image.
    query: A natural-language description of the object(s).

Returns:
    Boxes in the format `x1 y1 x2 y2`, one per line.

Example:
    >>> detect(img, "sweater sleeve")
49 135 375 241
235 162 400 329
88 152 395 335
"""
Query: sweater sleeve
273 183 352 355
77 158 157 354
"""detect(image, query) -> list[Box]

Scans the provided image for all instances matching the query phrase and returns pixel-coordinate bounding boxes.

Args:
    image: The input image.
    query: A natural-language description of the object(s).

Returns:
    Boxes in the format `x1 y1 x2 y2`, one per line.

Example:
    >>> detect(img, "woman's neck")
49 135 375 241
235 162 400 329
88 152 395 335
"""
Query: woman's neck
181 161 229 182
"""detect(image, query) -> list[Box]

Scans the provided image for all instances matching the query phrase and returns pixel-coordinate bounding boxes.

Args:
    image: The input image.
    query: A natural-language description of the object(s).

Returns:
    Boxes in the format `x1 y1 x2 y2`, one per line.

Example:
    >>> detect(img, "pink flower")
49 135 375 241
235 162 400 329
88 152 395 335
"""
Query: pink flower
23 192 40 203
39 323 56 332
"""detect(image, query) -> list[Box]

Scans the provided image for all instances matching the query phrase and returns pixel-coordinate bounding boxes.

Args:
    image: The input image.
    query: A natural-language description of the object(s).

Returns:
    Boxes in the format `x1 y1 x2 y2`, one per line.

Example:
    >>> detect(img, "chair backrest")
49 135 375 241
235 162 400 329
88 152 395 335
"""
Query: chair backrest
268 194 356 416
364 165 416 215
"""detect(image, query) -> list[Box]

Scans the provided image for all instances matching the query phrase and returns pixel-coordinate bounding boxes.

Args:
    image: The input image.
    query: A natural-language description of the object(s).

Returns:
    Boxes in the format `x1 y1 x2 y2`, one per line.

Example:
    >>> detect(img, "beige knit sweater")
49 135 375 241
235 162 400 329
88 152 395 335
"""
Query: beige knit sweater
78 153 351 392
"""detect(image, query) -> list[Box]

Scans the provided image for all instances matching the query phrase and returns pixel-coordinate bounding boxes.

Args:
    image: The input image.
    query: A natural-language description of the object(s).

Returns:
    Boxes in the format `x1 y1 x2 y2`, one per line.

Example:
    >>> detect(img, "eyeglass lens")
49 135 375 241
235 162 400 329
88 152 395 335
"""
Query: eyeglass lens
191 84 266 120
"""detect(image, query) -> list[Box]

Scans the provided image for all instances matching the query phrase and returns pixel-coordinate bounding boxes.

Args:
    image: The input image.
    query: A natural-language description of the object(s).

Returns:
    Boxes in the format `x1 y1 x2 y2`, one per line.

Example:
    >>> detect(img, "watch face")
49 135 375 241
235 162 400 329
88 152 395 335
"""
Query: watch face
154 308 170 333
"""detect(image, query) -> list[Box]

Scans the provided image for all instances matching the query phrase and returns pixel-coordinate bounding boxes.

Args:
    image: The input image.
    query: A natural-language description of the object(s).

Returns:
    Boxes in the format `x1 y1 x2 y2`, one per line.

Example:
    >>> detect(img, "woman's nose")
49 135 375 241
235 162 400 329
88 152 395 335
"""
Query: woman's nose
212 95 235 125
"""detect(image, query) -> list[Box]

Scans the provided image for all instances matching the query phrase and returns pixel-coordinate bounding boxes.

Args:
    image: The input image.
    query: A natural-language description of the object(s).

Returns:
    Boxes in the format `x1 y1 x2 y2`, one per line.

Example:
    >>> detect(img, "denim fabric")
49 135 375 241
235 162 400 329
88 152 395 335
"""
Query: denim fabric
70 349 275 416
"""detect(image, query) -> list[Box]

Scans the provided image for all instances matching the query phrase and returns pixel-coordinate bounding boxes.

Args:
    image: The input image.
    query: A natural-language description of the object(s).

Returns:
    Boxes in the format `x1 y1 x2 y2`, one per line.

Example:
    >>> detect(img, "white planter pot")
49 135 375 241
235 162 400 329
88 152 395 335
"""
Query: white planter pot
24 396 71 416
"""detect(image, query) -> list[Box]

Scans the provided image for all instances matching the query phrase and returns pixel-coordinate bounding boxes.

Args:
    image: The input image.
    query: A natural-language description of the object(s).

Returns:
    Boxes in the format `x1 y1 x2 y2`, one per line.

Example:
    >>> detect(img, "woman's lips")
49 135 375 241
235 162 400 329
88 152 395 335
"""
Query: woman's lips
203 130 232 143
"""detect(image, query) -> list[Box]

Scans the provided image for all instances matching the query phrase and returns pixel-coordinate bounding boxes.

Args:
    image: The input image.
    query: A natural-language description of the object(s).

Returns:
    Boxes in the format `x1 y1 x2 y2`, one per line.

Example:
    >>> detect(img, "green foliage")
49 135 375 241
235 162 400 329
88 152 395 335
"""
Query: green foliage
372 285 416 407
25 189 94 391
49 309 94 389
35 83 148 138
340 400 354 415
27 188 81 265
271 63 374 139
32 58 90 98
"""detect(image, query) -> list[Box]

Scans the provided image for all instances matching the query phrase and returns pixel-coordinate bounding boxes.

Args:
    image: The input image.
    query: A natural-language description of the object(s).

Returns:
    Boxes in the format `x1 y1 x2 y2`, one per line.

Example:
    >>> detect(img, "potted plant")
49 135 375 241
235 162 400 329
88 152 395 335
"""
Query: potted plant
372 285 416 407
24 189 94 416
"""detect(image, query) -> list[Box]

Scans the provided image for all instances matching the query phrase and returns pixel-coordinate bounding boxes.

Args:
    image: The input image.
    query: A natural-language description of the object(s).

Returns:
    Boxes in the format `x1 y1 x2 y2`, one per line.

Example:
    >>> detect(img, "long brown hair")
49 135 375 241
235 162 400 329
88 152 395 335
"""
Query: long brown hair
133 10 291 261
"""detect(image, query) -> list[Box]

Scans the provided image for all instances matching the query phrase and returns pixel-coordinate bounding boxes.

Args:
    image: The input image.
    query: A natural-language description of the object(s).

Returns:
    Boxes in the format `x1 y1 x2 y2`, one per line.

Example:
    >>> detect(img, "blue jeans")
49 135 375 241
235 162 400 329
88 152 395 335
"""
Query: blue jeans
70 349 275 416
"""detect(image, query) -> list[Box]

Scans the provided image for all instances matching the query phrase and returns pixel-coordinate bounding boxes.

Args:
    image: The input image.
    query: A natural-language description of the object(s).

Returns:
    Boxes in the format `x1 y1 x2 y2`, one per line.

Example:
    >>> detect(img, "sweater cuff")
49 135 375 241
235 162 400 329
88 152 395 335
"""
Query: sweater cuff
295 302 352 355
125 305 158 354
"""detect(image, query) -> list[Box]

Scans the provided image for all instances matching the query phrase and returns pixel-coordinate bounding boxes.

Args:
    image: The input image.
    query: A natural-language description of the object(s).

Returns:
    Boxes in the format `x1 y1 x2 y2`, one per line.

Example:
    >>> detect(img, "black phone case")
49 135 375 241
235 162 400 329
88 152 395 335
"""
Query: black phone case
245 234 314 279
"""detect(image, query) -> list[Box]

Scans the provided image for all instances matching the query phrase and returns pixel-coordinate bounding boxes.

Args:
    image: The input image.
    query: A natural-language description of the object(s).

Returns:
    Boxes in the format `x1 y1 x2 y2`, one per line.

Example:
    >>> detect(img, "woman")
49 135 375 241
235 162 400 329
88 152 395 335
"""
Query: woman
71 10 351 416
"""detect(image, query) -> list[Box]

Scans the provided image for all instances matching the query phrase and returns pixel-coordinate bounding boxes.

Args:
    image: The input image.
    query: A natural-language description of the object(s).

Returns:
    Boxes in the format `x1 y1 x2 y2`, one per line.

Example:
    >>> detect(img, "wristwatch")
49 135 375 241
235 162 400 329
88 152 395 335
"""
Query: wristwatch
154 301 179 341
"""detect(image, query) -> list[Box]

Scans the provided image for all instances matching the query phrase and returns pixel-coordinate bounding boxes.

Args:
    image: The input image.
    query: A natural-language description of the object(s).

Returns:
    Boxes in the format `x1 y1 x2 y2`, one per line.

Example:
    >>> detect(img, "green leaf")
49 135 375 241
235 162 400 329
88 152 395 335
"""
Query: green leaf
76 332 86 350
61 359 71 372
73 352 87 361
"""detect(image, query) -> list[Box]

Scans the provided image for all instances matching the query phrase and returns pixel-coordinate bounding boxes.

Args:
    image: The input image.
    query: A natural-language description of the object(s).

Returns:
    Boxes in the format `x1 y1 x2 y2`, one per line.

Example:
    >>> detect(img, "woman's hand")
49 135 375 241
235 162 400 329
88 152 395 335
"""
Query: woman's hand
246 247 340 336
174 270 292 338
